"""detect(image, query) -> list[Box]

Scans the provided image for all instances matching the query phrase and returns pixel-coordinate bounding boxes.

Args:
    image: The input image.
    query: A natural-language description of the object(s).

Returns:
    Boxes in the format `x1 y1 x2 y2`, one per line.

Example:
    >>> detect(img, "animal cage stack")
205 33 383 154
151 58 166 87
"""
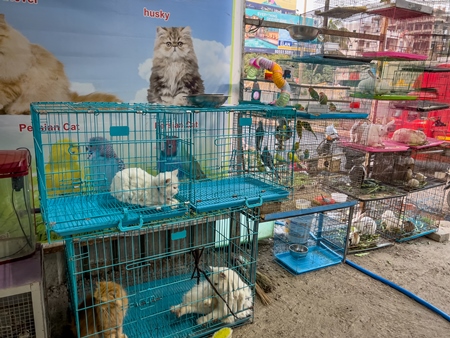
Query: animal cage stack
31 102 294 337
65 208 259 338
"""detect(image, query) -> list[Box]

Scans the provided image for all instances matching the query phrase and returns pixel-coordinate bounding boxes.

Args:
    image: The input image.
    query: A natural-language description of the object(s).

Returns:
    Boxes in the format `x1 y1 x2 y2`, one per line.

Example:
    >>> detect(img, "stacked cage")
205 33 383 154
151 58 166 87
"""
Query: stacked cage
31 102 294 337
65 209 259 338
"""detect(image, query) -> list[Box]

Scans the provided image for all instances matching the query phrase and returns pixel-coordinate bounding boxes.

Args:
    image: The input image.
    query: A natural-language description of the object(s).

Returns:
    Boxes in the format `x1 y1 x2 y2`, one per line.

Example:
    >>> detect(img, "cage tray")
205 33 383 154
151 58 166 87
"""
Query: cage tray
350 93 418 101
392 100 450 112
362 51 428 61
283 54 372 66
123 275 250 338
44 195 189 237
275 244 343 275
379 217 438 243
180 176 289 213
296 112 369 119
342 141 409 153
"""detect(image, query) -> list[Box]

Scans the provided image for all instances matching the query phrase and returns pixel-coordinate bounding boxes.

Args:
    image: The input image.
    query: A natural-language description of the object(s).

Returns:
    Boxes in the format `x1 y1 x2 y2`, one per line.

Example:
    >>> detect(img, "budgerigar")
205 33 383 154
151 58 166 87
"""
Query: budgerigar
308 87 320 101
87 136 125 192
255 120 265 152
319 92 328 105
261 146 279 179
275 117 292 148
45 138 82 196
179 142 207 180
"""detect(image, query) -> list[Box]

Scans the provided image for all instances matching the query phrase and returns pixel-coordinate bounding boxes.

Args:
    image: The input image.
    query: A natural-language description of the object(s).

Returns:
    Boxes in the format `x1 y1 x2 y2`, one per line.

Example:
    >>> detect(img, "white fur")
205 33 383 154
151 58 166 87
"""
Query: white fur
381 210 400 231
171 267 252 325
391 128 427 146
349 120 367 143
360 120 395 148
352 211 377 235
110 168 179 208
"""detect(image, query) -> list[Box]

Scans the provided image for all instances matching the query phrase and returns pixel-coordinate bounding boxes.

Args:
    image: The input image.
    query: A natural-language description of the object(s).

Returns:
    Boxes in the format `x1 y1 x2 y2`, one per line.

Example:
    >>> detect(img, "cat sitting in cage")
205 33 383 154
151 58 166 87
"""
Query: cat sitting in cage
170 266 252 325
110 168 179 209
71 281 128 338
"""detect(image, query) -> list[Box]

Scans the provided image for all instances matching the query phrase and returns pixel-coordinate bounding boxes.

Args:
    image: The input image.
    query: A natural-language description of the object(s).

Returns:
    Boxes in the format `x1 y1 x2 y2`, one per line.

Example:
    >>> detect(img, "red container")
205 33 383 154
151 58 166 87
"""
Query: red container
349 102 360 109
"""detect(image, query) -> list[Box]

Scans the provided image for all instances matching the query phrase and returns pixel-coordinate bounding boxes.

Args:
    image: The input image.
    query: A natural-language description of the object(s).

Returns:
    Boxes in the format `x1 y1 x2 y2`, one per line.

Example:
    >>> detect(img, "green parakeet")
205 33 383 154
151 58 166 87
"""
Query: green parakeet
319 92 328 105
300 121 317 139
308 87 320 101
255 120 265 152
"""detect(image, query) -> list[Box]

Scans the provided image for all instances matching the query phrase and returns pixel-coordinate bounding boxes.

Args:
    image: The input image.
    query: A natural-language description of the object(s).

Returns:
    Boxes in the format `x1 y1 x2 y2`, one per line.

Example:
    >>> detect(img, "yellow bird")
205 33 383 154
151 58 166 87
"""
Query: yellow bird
44 138 82 196
288 152 301 164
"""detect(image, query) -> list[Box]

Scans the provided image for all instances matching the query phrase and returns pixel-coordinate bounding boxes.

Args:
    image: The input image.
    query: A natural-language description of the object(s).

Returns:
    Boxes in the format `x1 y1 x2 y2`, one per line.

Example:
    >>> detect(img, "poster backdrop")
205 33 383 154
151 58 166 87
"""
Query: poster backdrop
0 0 237 156
246 0 297 14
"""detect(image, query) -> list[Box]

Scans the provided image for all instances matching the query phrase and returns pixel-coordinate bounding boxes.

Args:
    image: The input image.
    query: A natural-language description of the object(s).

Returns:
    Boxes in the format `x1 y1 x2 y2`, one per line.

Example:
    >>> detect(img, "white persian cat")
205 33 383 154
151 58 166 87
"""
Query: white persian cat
110 168 179 208
171 266 252 325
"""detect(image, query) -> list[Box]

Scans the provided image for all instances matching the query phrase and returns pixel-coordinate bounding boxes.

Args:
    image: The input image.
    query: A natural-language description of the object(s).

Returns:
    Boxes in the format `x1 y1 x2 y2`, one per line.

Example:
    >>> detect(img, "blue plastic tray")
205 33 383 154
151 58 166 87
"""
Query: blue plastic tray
275 245 343 275
122 275 250 338
179 176 290 213
44 194 188 237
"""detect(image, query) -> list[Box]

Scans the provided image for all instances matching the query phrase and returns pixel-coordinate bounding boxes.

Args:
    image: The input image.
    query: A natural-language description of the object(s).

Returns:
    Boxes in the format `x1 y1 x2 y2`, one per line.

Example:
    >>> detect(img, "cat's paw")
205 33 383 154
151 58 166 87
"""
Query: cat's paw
221 315 236 324
170 305 182 317
196 315 208 325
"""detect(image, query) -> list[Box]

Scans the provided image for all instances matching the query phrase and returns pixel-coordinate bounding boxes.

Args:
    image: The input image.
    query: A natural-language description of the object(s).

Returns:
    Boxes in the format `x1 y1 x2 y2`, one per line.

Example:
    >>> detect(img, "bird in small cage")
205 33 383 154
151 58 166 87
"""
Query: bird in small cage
261 146 279 179
87 136 125 190
308 87 320 101
329 102 337 111
275 117 292 149
319 92 328 105
296 120 317 140
255 120 265 152
293 141 300 151
45 138 82 196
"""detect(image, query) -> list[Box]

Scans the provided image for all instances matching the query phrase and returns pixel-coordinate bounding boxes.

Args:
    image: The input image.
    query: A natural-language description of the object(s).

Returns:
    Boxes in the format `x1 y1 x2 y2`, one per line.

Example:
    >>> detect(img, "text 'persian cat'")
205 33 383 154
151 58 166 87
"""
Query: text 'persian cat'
0 14 120 115
147 26 205 106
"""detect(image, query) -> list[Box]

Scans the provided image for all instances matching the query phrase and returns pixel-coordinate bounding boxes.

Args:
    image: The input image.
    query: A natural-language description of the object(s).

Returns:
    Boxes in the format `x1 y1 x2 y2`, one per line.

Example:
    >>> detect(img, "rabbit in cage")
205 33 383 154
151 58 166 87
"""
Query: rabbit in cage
352 210 377 235
381 210 401 231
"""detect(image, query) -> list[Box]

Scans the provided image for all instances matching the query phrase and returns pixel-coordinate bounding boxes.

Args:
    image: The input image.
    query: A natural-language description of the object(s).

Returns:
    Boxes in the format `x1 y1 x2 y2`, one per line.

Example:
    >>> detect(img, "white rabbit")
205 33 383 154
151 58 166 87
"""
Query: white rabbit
362 119 396 148
352 210 377 235
349 120 367 143
348 228 360 246
381 210 400 231
391 128 427 146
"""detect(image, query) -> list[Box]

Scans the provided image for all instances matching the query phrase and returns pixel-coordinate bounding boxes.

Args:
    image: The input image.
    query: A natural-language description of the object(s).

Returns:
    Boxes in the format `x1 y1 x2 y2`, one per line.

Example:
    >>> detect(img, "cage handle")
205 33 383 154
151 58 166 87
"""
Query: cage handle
245 196 263 208
117 215 144 232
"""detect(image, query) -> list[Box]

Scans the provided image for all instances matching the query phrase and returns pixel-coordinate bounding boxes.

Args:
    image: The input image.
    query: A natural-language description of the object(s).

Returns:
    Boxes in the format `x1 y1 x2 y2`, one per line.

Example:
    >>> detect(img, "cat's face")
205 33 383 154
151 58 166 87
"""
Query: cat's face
160 169 179 197
153 26 194 60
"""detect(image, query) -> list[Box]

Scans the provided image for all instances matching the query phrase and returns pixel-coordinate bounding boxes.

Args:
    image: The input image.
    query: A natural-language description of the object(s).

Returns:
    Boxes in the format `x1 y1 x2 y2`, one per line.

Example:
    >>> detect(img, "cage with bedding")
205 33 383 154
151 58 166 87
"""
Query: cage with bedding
65 208 259 338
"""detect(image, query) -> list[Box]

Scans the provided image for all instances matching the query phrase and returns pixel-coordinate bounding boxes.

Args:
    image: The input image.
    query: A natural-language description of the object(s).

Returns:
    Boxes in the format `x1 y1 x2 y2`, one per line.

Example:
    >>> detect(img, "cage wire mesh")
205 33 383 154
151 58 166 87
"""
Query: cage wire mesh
273 207 353 275
0 292 35 338
66 208 259 338
349 196 406 251
30 102 291 239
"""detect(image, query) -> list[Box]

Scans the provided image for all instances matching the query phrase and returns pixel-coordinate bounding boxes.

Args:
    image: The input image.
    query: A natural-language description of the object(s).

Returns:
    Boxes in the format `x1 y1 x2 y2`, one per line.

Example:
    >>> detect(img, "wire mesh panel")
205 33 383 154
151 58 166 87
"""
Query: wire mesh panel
66 209 259 338
0 292 35 338
349 196 406 251
31 103 191 239
273 207 353 275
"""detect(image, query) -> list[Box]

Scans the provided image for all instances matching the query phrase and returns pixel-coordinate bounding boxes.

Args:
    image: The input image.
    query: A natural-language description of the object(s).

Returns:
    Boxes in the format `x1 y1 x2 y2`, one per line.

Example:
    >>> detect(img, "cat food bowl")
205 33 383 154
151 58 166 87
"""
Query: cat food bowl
185 94 228 108
287 25 320 42
331 193 348 203
212 327 233 338
289 244 308 259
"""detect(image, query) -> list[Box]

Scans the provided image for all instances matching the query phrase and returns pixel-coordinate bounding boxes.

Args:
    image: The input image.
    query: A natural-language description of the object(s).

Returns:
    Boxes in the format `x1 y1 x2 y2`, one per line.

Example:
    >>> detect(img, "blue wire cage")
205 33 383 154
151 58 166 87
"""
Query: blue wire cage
30 102 192 239
65 208 259 338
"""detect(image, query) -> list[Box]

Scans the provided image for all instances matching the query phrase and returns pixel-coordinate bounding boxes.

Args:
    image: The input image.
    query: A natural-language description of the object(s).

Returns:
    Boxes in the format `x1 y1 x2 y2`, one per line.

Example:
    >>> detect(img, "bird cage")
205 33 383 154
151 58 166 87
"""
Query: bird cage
30 103 191 240
66 208 258 338
273 206 354 275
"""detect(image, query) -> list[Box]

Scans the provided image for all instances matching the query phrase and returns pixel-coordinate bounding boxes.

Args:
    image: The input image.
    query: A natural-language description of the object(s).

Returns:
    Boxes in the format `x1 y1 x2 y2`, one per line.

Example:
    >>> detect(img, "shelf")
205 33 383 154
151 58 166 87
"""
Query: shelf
366 0 433 20
242 78 351 90
401 66 450 73
279 54 373 66
342 140 410 153
314 6 367 19
362 51 428 61
350 93 418 101
392 100 450 112
296 111 369 119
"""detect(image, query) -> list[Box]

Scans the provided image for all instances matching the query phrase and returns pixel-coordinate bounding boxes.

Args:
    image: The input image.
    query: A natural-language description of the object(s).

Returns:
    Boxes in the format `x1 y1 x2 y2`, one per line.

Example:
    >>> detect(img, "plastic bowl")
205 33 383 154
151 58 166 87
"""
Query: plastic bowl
331 193 348 203
296 198 312 209
289 244 308 259
185 94 228 108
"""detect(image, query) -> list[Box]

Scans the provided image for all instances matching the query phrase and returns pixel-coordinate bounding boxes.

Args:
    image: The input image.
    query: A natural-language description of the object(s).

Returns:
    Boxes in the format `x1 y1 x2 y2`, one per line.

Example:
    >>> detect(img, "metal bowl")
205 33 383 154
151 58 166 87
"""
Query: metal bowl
287 25 320 42
289 244 308 259
185 94 228 108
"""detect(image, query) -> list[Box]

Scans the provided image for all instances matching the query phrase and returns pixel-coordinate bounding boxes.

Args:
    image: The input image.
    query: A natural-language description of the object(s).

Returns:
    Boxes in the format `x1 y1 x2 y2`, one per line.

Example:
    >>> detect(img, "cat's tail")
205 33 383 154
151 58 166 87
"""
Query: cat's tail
70 91 122 103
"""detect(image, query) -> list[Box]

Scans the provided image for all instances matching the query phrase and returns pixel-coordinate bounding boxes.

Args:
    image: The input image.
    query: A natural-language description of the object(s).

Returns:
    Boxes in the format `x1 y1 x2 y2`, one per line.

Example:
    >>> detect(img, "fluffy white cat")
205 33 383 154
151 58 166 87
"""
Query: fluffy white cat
110 168 179 208
171 266 253 325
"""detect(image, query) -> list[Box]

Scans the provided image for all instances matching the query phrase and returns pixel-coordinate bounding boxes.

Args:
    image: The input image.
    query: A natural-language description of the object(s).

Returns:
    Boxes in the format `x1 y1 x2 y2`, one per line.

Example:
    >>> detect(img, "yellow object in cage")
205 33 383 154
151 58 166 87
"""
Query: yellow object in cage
212 327 233 338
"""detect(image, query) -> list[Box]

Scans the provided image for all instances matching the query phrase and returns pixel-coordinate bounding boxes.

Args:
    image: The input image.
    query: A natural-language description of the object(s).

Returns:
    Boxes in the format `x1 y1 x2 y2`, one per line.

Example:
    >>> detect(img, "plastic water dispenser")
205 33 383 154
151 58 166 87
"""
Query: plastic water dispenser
0 150 36 263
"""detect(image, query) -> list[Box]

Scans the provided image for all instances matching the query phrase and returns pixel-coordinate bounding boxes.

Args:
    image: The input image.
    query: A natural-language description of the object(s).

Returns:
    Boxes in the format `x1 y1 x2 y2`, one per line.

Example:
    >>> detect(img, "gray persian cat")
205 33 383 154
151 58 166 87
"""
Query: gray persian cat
147 26 205 106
